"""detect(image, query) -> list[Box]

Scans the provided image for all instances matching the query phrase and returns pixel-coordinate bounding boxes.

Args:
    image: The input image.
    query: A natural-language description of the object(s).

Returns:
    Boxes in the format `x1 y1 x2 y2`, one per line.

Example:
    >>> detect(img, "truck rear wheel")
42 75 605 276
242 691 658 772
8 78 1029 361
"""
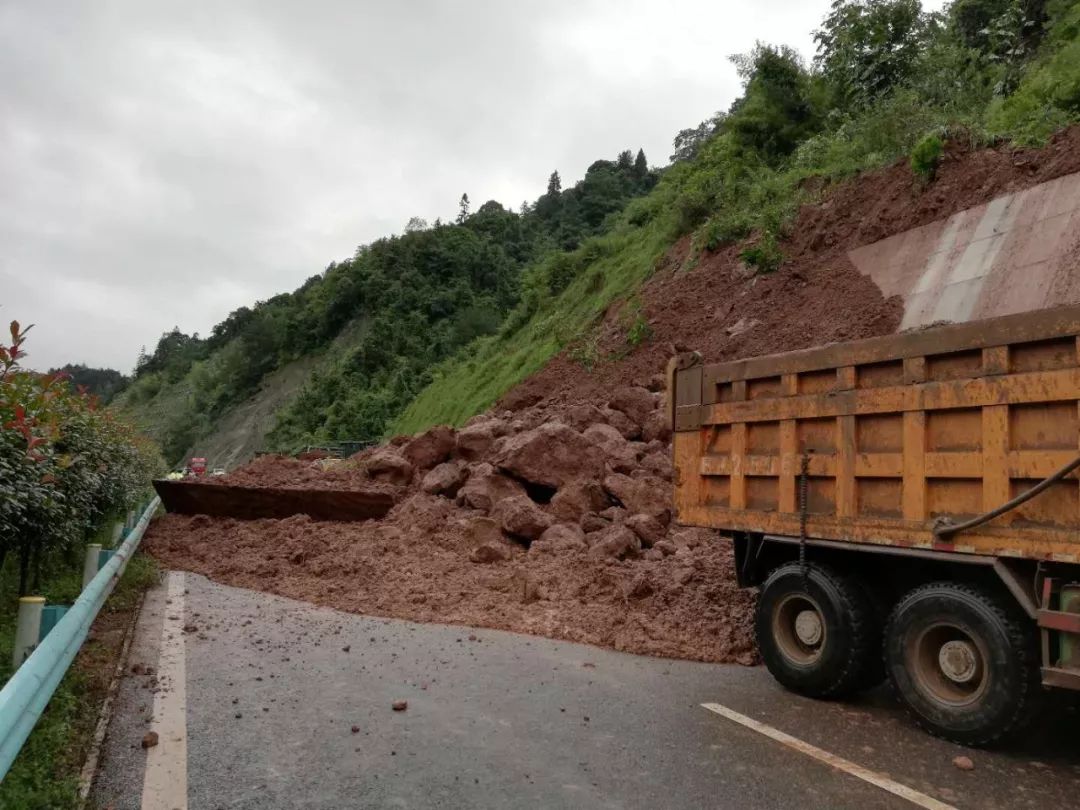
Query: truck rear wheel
884 582 1039 747
755 562 880 698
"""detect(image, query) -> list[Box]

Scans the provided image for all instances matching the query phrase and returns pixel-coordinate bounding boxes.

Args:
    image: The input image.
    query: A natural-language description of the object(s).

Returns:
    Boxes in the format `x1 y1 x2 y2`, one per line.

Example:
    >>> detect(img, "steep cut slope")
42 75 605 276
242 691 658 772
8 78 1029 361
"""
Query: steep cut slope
398 127 1080 427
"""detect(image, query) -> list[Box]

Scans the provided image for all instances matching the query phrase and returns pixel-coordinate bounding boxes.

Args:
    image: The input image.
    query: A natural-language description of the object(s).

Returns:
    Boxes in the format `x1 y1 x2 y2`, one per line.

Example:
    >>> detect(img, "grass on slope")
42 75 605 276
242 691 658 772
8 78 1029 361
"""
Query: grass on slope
391 209 676 432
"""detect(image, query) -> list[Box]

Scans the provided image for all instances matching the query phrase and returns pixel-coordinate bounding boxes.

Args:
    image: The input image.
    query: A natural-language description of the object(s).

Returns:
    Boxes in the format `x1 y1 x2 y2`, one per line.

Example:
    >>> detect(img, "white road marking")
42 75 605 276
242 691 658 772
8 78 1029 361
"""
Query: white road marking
701 703 956 810
142 572 188 810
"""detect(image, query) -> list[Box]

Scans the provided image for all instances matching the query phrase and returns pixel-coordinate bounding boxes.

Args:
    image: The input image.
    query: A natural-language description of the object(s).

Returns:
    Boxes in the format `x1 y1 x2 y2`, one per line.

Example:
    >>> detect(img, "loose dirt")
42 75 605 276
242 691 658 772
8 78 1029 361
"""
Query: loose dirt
145 510 756 664
144 129 1080 666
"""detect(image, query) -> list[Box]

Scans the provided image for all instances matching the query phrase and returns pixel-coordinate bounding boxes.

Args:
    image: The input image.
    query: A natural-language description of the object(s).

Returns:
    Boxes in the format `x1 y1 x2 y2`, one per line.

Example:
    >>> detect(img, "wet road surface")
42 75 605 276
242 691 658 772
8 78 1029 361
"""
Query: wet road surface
91 571 1080 809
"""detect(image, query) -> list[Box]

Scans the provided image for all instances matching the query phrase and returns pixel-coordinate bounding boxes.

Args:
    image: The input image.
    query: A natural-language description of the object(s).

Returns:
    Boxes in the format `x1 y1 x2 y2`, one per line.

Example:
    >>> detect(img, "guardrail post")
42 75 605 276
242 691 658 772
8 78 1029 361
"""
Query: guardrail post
97 549 115 570
38 606 69 643
111 521 124 545
12 597 44 669
83 544 102 590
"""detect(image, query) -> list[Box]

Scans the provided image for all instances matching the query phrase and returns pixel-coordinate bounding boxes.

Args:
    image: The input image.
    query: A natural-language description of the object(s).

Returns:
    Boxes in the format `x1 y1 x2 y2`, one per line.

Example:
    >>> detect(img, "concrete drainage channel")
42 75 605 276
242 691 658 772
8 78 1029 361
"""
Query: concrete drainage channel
0 497 160 778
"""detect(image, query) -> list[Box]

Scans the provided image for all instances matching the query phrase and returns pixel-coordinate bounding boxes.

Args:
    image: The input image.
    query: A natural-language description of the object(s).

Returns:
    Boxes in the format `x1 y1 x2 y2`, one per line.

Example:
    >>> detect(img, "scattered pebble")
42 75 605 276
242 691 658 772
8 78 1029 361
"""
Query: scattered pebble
392 700 408 712
141 731 159 749
953 755 975 771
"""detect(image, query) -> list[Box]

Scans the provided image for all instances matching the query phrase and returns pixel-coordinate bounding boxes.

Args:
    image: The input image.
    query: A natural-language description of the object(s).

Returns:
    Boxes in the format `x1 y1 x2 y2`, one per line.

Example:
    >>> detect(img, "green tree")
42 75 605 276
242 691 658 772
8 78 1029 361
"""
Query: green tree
814 0 930 110
728 44 821 161
457 193 470 224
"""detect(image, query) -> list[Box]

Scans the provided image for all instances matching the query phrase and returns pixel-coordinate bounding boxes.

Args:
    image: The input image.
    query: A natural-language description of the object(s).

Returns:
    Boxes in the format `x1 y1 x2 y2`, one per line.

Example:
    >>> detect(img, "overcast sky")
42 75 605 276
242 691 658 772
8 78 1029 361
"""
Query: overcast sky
2 1 945 372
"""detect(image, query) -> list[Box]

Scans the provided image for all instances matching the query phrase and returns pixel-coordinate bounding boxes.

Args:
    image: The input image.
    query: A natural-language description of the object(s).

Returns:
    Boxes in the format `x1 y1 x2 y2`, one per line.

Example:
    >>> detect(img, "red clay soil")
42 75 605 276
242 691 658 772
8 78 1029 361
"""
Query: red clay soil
200 454 375 491
144 128 1080 666
500 126 1080 410
145 510 756 664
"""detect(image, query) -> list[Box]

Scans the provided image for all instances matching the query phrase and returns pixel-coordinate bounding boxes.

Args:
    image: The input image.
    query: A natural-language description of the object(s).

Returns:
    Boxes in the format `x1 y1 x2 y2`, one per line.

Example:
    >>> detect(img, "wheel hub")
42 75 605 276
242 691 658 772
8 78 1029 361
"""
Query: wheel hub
938 639 979 684
794 609 823 646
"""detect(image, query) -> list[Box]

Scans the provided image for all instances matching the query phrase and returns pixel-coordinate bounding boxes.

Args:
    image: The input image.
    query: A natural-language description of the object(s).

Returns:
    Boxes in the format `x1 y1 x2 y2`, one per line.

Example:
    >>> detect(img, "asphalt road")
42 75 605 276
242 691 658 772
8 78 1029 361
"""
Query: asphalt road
91 572 1080 810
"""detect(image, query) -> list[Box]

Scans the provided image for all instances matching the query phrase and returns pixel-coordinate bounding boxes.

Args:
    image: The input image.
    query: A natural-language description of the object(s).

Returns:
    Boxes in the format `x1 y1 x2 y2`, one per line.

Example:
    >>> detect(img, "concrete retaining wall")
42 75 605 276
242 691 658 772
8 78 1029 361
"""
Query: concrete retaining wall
849 171 1080 329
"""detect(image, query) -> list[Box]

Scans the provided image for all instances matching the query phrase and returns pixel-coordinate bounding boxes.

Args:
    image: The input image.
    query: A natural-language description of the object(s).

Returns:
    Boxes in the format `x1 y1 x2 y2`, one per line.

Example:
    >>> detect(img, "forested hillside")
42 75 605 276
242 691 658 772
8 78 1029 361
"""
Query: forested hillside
115 151 657 461
117 0 1080 464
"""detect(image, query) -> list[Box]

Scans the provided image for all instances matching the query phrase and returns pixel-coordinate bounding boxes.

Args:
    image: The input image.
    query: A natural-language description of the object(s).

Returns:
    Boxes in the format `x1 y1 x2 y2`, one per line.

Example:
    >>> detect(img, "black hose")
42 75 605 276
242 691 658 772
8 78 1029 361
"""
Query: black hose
933 453 1080 538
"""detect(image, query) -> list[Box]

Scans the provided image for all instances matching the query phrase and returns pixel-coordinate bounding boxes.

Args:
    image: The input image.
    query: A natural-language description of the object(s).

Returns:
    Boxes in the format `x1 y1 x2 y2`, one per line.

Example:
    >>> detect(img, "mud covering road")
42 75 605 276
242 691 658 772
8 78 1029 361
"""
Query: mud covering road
92 573 1080 810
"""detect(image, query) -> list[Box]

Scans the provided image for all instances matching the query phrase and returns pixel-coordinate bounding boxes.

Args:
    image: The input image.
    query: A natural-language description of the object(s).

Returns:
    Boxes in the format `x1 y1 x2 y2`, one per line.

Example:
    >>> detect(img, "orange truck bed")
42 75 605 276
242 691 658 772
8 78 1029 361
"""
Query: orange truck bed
670 304 1080 563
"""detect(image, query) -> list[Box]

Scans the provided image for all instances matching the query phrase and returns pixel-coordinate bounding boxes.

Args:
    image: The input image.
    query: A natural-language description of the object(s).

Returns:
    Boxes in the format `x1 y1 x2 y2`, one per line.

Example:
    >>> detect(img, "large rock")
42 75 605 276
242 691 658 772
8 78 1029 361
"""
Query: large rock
580 512 609 533
642 410 673 444
492 495 554 541
602 474 672 525
640 450 674 481
549 479 610 523
402 425 456 470
458 463 526 512
530 523 588 555
608 386 656 427
469 543 509 564
365 447 414 486
420 460 469 496
625 513 665 547
600 407 640 440
588 525 641 560
583 424 638 474
563 403 608 432
494 423 605 489
460 516 503 545
456 422 496 460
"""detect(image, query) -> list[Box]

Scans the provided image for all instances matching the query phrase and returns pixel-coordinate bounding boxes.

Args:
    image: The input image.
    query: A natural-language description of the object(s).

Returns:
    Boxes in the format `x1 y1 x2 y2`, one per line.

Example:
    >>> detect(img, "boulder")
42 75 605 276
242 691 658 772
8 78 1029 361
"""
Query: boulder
625 513 665 547
588 525 641 560
460 516 503 546
458 463 526 512
653 539 677 556
530 523 588 555
365 448 414 486
550 479 611 523
583 423 637 474
646 373 667 392
608 386 656 427
602 474 672 525
642 410 673 444
563 403 608 432
402 425 456 470
599 505 629 523
669 526 712 548
580 512 609 533
494 423 605 489
492 495 555 541
640 450 674 480
600 407 640 440
469 543 509 564
456 422 496 460
420 460 469 496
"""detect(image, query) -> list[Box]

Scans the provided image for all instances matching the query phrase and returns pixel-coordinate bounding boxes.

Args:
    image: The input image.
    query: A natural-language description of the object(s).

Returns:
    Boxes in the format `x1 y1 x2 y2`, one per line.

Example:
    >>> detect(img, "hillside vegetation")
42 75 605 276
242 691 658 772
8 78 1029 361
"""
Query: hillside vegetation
394 0 1080 432
117 0 1080 461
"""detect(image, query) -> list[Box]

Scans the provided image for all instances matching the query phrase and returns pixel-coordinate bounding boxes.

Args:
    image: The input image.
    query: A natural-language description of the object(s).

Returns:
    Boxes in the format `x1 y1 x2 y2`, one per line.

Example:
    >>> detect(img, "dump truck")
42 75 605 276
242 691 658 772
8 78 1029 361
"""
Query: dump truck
669 304 1080 746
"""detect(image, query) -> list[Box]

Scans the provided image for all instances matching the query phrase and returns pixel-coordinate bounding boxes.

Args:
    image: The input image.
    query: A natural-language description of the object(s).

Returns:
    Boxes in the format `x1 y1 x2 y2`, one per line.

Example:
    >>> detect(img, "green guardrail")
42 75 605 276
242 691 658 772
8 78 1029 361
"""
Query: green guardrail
0 496 160 779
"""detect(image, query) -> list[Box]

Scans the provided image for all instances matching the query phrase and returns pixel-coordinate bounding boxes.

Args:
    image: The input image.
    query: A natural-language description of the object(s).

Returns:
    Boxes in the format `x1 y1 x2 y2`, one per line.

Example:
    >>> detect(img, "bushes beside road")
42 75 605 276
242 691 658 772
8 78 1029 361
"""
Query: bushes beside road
1 320 164 595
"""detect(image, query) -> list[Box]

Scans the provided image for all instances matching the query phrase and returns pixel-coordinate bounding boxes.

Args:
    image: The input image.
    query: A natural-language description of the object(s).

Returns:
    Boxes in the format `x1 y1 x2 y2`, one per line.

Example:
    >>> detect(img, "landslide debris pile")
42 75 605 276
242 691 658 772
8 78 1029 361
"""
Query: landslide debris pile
146 383 758 664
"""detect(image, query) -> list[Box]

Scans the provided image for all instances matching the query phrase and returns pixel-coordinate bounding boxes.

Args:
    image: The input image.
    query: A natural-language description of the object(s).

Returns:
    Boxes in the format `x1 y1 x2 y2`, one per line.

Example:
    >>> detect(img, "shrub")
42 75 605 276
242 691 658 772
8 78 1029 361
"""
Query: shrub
910 132 945 180
739 232 784 273
0 321 163 594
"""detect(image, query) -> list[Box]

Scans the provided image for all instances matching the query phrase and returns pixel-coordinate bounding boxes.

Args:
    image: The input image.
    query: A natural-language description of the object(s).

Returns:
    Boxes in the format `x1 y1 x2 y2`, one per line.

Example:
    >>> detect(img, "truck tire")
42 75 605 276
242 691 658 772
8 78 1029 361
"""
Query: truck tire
755 562 880 698
884 582 1040 747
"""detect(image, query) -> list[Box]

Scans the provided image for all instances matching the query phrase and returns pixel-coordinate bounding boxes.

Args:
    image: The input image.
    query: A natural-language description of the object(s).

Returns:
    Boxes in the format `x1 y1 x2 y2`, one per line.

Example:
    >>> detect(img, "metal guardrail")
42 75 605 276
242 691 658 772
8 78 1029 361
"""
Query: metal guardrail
0 496 160 779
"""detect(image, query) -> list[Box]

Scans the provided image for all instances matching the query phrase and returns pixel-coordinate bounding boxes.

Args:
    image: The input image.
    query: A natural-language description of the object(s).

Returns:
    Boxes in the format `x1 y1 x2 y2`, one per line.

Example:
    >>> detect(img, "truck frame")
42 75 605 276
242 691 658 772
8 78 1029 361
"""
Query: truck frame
669 304 1080 745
